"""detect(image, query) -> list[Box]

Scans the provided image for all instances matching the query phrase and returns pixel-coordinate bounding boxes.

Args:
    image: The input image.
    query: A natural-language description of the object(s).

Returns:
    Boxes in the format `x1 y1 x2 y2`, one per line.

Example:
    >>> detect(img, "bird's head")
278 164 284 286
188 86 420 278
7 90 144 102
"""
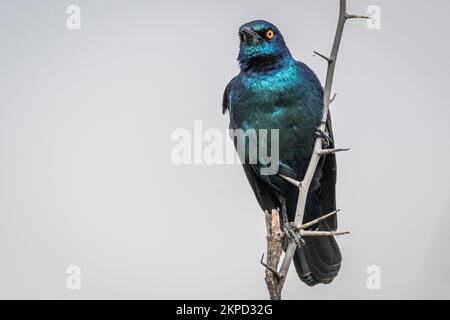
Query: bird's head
237 20 291 70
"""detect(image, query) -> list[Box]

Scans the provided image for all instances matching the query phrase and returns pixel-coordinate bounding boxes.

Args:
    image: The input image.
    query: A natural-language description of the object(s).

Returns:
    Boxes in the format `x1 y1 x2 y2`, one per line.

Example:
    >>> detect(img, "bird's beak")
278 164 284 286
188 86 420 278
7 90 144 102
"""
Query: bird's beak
239 26 260 43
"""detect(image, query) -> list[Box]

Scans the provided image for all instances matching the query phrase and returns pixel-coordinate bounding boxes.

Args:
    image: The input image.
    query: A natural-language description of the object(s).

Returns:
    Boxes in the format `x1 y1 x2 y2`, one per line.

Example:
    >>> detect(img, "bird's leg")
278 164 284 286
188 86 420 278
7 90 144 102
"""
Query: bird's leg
289 223 305 247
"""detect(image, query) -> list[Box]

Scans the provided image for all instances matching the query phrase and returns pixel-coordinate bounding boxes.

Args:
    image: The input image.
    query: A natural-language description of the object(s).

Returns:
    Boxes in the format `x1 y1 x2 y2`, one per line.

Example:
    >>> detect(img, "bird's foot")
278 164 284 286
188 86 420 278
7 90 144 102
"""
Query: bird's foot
283 222 305 247
315 129 333 148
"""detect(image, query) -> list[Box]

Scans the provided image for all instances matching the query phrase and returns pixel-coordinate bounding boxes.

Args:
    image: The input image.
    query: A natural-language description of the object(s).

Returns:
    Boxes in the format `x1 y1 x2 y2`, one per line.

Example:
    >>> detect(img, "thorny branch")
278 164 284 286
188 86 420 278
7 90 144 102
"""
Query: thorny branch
260 0 368 299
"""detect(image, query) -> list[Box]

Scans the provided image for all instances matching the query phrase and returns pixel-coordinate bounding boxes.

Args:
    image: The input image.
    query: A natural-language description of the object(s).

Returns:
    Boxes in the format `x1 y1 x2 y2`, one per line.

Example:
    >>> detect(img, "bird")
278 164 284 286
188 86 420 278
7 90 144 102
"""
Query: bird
222 20 341 286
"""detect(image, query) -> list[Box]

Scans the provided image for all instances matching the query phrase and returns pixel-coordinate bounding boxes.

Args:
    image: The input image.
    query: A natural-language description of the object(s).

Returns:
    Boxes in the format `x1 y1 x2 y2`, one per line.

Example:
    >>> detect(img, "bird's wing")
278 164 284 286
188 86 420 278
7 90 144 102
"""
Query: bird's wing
242 163 278 212
222 79 279 212
222 78 236 114
319 112 338 230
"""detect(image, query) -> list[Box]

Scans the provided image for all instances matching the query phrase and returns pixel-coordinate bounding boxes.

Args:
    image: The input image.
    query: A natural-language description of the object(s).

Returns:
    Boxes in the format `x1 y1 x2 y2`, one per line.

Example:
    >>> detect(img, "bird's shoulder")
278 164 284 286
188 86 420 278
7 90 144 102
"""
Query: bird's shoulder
222 75 239 115
294 60 324 96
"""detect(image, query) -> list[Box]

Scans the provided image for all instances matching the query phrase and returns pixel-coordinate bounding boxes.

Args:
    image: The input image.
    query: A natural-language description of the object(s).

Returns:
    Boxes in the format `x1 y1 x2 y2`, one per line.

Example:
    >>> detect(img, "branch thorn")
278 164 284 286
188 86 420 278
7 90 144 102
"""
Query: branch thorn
313 51 334 64
278 174 301 188
317 148 350 156
299 230 350 237
345 13 371 20
260 254 284 280
295 209 341 230
330 93 337 104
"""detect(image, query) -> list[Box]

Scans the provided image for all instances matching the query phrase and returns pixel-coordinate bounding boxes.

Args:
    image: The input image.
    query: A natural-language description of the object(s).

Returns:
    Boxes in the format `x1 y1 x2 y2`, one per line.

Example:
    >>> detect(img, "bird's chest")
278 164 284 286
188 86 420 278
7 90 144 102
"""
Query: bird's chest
229 68 321 163
230 70 319 134
238 67 299 113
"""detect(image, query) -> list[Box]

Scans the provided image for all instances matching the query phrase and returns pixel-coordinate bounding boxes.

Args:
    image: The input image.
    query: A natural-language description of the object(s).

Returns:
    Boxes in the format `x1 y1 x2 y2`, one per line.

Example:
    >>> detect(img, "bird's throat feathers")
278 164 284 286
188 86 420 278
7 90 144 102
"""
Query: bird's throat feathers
239 53 293 73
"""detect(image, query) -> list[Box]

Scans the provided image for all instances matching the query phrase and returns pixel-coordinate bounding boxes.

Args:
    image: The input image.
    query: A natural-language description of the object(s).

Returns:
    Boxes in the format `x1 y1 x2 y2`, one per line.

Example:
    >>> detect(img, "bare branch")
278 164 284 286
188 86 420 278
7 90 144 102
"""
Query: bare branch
273 0 365 295
260 0 367 299
300 230 350 237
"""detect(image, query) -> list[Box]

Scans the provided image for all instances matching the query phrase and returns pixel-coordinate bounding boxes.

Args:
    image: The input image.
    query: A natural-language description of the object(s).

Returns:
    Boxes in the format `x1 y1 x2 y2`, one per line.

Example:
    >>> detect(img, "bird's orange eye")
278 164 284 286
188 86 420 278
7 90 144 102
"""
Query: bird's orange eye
266 29 274 40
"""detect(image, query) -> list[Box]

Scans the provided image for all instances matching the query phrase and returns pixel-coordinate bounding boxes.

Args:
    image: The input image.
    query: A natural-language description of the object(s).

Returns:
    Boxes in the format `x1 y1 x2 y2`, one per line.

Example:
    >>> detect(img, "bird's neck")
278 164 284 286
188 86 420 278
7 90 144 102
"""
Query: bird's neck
239 54 293 73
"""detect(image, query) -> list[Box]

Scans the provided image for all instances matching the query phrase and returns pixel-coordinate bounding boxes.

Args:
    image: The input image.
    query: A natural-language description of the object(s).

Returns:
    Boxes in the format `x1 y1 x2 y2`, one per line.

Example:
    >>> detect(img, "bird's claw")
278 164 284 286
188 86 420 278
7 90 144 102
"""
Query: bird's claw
283 223 305 247
315 129 333 148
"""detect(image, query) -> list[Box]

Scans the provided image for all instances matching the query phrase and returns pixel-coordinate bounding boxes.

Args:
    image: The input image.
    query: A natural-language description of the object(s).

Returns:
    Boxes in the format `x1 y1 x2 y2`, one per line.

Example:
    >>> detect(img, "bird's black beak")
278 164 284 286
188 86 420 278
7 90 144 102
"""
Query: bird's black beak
239 26 260 43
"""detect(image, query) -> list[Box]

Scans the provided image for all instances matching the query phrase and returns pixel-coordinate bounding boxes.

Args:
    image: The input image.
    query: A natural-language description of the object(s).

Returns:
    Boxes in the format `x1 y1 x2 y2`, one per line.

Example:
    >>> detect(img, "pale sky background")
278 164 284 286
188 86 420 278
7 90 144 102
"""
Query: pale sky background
0 0 449 299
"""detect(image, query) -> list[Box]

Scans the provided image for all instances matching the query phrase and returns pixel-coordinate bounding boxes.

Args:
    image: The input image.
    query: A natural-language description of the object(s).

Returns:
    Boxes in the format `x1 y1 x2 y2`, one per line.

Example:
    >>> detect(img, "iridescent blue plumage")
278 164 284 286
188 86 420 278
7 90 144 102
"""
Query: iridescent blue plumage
223 20 342 286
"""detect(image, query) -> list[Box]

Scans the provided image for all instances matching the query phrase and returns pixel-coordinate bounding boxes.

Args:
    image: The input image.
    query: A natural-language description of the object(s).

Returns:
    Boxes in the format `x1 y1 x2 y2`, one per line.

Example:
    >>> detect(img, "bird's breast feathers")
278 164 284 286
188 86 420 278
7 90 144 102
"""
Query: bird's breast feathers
229 61 322 131
241 60 301 96
226 60 323 166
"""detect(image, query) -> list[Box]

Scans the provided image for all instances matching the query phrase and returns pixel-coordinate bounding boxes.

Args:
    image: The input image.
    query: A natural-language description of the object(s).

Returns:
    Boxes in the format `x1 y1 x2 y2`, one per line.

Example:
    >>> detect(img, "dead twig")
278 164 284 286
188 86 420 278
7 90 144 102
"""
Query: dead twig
262 209 284 300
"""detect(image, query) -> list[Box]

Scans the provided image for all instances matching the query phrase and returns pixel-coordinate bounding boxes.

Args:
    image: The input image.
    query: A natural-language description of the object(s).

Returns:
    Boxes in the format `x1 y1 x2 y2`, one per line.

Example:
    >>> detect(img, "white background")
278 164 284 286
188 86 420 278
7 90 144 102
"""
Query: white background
0 0 449 299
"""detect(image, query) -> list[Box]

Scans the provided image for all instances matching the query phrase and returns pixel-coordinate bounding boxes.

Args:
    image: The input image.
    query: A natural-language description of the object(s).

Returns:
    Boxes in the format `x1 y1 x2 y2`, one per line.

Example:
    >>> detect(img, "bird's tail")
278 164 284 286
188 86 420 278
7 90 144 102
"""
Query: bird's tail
292 222 342 286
